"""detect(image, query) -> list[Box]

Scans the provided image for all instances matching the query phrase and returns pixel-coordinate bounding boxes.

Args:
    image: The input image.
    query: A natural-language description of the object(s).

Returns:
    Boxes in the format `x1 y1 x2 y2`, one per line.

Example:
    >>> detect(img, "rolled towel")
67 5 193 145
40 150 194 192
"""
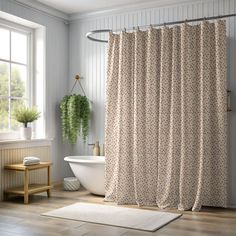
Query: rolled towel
23 156 40 166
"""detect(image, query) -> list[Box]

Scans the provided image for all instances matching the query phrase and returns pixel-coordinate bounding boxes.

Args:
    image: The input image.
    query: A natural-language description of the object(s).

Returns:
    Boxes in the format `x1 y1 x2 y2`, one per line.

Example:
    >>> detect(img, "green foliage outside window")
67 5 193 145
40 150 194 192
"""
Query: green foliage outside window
0 63 26 132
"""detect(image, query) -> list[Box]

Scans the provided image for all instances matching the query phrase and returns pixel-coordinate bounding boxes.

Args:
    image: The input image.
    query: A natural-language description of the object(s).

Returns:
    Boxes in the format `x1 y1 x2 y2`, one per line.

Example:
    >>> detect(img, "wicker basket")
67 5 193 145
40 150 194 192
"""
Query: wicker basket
63 177 80 191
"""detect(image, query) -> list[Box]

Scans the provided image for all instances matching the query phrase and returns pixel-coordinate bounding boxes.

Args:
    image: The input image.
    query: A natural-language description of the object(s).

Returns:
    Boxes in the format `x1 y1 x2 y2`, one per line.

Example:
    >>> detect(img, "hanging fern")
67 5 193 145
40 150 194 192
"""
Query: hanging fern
60 94 90 145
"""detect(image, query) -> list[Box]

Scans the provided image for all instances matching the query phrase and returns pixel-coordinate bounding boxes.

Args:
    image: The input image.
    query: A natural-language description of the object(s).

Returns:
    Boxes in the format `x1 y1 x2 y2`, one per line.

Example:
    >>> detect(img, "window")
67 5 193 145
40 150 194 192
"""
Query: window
0 13 46 141
0 21 32 138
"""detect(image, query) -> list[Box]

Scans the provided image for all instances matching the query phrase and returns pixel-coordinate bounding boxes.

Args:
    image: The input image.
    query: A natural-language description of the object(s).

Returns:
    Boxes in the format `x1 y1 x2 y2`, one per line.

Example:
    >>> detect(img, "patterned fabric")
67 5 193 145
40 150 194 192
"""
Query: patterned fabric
105 20 228 211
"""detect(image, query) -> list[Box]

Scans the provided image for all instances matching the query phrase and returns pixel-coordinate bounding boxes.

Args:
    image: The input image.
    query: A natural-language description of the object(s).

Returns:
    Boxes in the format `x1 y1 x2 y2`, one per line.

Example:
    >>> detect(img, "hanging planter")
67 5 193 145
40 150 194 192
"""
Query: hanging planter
60 94 90 144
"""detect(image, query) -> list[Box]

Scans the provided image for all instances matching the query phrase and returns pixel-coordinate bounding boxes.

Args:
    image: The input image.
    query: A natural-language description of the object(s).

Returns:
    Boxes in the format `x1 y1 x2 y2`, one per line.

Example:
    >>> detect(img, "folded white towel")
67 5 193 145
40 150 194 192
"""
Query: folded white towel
24 156 40 161
23 156 40 166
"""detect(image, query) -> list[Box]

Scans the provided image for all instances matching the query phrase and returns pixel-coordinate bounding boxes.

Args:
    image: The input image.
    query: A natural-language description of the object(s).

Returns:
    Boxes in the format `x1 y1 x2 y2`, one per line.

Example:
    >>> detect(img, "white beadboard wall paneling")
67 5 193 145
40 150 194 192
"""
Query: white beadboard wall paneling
69 0 236 205
0 0 71 181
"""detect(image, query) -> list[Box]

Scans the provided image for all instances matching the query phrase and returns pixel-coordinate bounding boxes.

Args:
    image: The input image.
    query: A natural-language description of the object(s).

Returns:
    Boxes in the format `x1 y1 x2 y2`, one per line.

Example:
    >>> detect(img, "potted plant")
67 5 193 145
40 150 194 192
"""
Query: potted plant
13 106 40 140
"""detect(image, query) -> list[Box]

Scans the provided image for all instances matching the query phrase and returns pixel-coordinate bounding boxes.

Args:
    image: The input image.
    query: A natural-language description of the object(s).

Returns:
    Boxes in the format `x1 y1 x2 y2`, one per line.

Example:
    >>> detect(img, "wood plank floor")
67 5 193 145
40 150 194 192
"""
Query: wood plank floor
0 186 236 236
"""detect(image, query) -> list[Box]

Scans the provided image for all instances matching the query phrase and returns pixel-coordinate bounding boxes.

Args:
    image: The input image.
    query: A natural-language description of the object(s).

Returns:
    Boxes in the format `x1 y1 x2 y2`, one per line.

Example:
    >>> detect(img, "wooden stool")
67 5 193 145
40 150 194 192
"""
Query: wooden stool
4 162 53 204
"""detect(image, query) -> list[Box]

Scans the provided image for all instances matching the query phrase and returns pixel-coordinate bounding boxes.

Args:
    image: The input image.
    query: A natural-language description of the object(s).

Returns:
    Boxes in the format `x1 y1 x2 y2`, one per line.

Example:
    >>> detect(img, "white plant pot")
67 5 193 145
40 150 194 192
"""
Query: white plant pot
20 127 32 140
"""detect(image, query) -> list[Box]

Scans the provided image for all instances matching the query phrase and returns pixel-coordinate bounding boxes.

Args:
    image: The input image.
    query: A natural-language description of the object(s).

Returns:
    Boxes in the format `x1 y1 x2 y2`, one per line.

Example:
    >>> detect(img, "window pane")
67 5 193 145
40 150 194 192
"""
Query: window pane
11 64 27 98
0 62 9 97
0 99 9 132
11 31 27 64
0 28 10 60
11 98 26 131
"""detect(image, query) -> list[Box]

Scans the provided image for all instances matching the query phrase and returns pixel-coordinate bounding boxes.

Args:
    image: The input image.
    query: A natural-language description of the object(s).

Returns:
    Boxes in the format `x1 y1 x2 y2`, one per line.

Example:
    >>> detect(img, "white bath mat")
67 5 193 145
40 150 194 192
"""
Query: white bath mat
42 202 181 232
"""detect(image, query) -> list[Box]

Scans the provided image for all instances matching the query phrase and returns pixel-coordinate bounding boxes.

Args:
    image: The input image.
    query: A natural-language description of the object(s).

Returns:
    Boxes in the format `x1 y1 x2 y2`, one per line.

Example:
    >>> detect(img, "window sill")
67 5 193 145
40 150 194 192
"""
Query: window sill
0 138 53 150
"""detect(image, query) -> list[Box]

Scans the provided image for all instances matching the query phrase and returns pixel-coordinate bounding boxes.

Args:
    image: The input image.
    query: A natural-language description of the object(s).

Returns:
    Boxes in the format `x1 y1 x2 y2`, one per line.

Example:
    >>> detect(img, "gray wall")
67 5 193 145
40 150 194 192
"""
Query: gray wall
68 0 236 206
0 0 71 182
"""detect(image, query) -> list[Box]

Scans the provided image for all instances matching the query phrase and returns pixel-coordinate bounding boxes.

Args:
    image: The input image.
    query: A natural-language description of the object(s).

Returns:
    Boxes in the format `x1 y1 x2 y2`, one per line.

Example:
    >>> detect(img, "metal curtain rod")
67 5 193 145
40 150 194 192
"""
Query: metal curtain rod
86 13 236 43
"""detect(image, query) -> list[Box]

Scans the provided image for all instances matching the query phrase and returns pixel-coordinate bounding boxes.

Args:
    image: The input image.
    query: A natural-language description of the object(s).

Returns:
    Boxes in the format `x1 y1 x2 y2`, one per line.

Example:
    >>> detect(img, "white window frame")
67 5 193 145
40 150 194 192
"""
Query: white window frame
0 19 34 140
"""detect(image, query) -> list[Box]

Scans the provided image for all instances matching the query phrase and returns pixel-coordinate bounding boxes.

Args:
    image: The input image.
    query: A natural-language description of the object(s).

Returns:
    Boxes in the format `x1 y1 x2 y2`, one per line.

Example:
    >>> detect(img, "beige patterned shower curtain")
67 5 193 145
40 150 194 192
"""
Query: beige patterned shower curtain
105 20 228 211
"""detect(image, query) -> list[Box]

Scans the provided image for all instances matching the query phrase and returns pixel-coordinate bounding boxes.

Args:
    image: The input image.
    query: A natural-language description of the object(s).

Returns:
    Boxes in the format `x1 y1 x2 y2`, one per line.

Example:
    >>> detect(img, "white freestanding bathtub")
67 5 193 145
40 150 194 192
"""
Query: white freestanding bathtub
64 156 105 196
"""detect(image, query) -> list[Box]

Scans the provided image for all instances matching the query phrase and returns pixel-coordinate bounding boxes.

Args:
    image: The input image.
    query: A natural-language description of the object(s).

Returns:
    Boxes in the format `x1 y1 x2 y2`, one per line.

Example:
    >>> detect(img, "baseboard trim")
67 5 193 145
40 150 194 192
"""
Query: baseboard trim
227 205 236 209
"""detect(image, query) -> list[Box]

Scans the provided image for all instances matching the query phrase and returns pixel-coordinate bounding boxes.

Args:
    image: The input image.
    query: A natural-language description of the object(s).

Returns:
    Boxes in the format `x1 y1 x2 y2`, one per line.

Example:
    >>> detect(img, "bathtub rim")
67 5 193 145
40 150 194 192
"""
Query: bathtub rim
64 156 105 164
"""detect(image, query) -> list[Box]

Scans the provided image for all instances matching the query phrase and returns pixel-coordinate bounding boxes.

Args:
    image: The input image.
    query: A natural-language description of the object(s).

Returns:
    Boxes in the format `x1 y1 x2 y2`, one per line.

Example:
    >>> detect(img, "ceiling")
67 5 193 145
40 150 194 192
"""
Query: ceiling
36 0 164 14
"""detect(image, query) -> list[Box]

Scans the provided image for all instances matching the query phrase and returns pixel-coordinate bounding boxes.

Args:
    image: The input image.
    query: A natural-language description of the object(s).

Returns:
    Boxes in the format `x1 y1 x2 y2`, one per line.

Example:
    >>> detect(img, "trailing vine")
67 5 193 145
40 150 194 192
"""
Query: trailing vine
80 96 90 142
60 94 90 144
60 95 70 140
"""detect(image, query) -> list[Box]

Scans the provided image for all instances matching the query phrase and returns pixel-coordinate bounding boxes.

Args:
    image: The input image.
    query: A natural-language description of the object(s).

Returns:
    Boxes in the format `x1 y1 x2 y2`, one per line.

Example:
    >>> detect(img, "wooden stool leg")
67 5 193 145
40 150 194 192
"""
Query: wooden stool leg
47 165 51 198
24 169 29 204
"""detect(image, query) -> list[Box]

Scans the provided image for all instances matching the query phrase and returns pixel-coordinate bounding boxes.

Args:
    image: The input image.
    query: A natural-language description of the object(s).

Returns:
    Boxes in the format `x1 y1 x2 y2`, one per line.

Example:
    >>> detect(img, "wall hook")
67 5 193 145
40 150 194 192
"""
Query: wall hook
70 74 92 104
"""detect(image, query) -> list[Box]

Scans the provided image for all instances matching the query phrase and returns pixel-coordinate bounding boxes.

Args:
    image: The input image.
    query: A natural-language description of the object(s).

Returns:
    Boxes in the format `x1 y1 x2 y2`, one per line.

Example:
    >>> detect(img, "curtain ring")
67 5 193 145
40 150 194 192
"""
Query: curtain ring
137 26 140 31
